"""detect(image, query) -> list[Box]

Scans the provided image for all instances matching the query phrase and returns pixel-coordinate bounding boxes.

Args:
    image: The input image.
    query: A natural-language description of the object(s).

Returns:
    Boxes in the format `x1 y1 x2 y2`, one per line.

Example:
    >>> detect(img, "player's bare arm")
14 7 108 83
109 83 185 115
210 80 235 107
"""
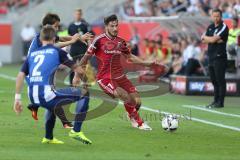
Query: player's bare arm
79 52 92 68
56 33 93 48
71 64 85 87
126 54 153 66
55 33 80 48
14 72 26 115
59 35 72 42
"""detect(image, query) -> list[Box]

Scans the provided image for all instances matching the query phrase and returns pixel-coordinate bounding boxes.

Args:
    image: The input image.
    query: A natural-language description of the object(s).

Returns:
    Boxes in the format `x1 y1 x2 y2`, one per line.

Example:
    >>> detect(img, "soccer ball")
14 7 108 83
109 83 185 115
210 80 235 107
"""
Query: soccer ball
161 114 179 131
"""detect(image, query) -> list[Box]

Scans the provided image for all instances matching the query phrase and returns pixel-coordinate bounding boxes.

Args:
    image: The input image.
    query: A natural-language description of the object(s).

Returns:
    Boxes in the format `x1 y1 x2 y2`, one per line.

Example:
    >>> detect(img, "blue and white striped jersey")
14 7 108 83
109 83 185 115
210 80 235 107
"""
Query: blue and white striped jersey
27 33 60 55
21 44 74 105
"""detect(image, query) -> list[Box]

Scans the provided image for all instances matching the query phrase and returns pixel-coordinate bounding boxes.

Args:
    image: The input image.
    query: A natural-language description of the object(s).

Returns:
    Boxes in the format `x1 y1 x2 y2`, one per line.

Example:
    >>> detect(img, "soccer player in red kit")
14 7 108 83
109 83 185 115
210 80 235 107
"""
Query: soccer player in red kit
79 14 153 130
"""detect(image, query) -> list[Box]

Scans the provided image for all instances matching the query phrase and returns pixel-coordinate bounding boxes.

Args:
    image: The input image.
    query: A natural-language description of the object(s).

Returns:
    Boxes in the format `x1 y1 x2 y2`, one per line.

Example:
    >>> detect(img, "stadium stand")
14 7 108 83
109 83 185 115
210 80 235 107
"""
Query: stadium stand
120 0 240 18
0 0 30 15
116 0 240 96
0 0 125 63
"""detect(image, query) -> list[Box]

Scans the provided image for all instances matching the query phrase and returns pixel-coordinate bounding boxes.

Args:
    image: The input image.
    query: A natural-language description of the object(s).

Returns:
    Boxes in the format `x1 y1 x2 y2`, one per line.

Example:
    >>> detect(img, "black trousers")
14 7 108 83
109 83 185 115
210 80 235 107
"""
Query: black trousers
208 58 227 105
185 58 201 76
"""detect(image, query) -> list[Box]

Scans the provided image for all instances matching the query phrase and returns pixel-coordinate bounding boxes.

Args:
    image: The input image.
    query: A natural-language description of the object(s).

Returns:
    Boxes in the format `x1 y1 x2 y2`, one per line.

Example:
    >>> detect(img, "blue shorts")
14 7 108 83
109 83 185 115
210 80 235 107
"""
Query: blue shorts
42 87 82 110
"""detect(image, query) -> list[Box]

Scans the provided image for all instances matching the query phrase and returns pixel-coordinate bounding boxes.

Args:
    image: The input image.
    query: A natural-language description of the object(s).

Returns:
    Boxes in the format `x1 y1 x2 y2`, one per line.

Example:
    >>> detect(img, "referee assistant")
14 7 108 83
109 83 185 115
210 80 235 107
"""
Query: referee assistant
201 8 229 108
68 8 92 84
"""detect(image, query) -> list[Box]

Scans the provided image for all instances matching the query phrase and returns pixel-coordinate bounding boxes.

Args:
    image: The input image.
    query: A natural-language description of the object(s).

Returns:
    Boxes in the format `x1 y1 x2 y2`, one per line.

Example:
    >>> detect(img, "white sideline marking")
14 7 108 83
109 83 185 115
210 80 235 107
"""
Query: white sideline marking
1 72 240 132
119 102 240 132
140 105 240 132
182 105 240 118
0 73 16 81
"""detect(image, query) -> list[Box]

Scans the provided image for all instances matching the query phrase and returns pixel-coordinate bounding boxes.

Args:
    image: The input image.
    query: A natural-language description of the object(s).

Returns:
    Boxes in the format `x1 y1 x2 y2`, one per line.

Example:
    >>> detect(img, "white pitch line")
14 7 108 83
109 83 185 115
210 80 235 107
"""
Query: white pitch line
1 72 240 132
119 102 240 132
140 105 240 132
0 73 16 81
182 105 240 118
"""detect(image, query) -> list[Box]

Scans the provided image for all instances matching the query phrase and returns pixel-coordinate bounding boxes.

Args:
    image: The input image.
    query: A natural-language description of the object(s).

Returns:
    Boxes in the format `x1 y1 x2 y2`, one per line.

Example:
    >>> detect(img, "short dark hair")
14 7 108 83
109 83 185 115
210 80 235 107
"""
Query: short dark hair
104 14 118 25
42 13 60 26
75 8 82 13
212 8 222 17
40 25 56 41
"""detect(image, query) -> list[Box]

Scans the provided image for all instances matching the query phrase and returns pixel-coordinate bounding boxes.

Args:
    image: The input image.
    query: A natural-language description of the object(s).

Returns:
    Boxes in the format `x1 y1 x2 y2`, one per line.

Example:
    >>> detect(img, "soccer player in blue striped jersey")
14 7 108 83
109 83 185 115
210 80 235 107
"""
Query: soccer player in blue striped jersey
14 25 92 144
26 13 92 129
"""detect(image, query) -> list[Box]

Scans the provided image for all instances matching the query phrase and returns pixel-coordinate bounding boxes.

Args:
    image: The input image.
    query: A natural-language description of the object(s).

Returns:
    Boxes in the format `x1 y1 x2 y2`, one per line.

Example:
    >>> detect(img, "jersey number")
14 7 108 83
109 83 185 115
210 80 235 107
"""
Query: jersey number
32 55 45 76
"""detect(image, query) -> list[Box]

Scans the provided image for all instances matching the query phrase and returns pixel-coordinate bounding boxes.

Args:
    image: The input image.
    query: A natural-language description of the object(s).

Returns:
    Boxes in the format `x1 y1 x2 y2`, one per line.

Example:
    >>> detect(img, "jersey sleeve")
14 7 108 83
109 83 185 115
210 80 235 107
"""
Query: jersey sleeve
27 34 41 56
20 59 29 75
87 38 98 55
58 49 75 68
217 23 229 41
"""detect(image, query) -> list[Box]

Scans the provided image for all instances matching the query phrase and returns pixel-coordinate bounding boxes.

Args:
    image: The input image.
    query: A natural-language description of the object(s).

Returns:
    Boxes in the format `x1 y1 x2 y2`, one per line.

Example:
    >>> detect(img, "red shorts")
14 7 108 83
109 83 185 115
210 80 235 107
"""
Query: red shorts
97 76 137 98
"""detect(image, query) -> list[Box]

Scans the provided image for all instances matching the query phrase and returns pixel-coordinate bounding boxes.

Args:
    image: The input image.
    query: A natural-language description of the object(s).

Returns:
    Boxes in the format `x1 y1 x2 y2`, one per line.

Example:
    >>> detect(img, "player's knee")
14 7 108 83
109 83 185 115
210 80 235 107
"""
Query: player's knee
118 93 128 101
135 103 141 111
82 89 89 97
136 100 141 107
114 88 129 101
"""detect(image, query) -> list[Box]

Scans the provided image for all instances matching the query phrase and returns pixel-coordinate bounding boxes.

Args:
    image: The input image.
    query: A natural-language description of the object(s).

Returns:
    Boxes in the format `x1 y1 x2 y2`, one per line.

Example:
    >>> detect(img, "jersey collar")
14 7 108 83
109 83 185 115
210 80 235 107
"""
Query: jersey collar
105 33 116 41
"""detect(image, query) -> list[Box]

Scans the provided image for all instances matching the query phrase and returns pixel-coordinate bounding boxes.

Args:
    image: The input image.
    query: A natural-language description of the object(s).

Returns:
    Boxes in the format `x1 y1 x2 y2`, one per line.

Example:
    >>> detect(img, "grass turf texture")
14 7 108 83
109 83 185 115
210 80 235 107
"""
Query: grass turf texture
0 64 240 160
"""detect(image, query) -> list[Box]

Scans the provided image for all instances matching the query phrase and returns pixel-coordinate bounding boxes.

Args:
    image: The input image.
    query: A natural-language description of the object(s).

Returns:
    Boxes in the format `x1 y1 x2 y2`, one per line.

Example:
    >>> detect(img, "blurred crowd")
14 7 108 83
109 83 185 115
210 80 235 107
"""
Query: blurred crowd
128 17 240 78
123 0 240 18
122 0 240 77
0 0 43 14
0 0 29 14
140 33 207 77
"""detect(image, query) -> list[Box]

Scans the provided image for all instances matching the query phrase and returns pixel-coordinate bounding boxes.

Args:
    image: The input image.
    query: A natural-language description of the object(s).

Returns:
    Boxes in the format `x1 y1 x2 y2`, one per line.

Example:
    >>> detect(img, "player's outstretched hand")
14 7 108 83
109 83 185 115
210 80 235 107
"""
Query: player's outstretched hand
71 33 81 43
14 100 23 115
150 60 169 76
80 32 93 44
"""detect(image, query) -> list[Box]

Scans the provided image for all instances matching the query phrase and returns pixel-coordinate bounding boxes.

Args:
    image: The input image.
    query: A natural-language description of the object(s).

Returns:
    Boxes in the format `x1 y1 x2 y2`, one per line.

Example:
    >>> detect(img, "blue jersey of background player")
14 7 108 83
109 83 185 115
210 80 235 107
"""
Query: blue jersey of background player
14 25 92 144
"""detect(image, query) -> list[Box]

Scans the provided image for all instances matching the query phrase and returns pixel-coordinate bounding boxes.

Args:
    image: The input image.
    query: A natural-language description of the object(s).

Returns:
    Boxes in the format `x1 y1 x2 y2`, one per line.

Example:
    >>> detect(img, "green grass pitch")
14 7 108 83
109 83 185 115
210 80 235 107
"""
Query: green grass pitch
0 64 240 160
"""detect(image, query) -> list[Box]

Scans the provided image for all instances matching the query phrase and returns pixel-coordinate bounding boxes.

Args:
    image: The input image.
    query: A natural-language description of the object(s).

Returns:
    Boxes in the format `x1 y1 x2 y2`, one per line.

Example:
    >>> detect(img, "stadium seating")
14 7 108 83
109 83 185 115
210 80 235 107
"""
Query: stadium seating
0 0 30 15
120 0 240 18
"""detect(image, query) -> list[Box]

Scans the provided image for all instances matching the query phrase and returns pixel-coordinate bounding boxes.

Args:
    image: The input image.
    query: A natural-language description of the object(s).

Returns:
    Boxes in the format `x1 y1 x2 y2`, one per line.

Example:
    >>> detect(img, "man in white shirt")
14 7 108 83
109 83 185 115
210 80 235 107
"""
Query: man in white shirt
134 0 146 16
182 39 202 76
20 23 36 60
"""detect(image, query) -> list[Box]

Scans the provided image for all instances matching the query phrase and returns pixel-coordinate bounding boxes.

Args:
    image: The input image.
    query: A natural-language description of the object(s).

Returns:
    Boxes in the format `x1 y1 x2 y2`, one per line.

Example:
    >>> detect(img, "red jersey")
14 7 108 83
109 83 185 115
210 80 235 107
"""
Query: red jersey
87 33 130 80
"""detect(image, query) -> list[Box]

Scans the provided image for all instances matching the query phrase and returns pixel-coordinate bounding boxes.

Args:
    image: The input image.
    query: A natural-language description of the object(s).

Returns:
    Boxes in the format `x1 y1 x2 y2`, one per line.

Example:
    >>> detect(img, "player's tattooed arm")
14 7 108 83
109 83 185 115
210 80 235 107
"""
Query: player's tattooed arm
71 64 86 87
79 53 92 68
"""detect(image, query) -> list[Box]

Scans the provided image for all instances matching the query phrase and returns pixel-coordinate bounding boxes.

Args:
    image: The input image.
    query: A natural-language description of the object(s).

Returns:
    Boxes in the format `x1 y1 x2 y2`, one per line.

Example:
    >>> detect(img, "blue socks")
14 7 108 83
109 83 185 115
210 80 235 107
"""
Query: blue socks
73 95 89 132
45 110 56 139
